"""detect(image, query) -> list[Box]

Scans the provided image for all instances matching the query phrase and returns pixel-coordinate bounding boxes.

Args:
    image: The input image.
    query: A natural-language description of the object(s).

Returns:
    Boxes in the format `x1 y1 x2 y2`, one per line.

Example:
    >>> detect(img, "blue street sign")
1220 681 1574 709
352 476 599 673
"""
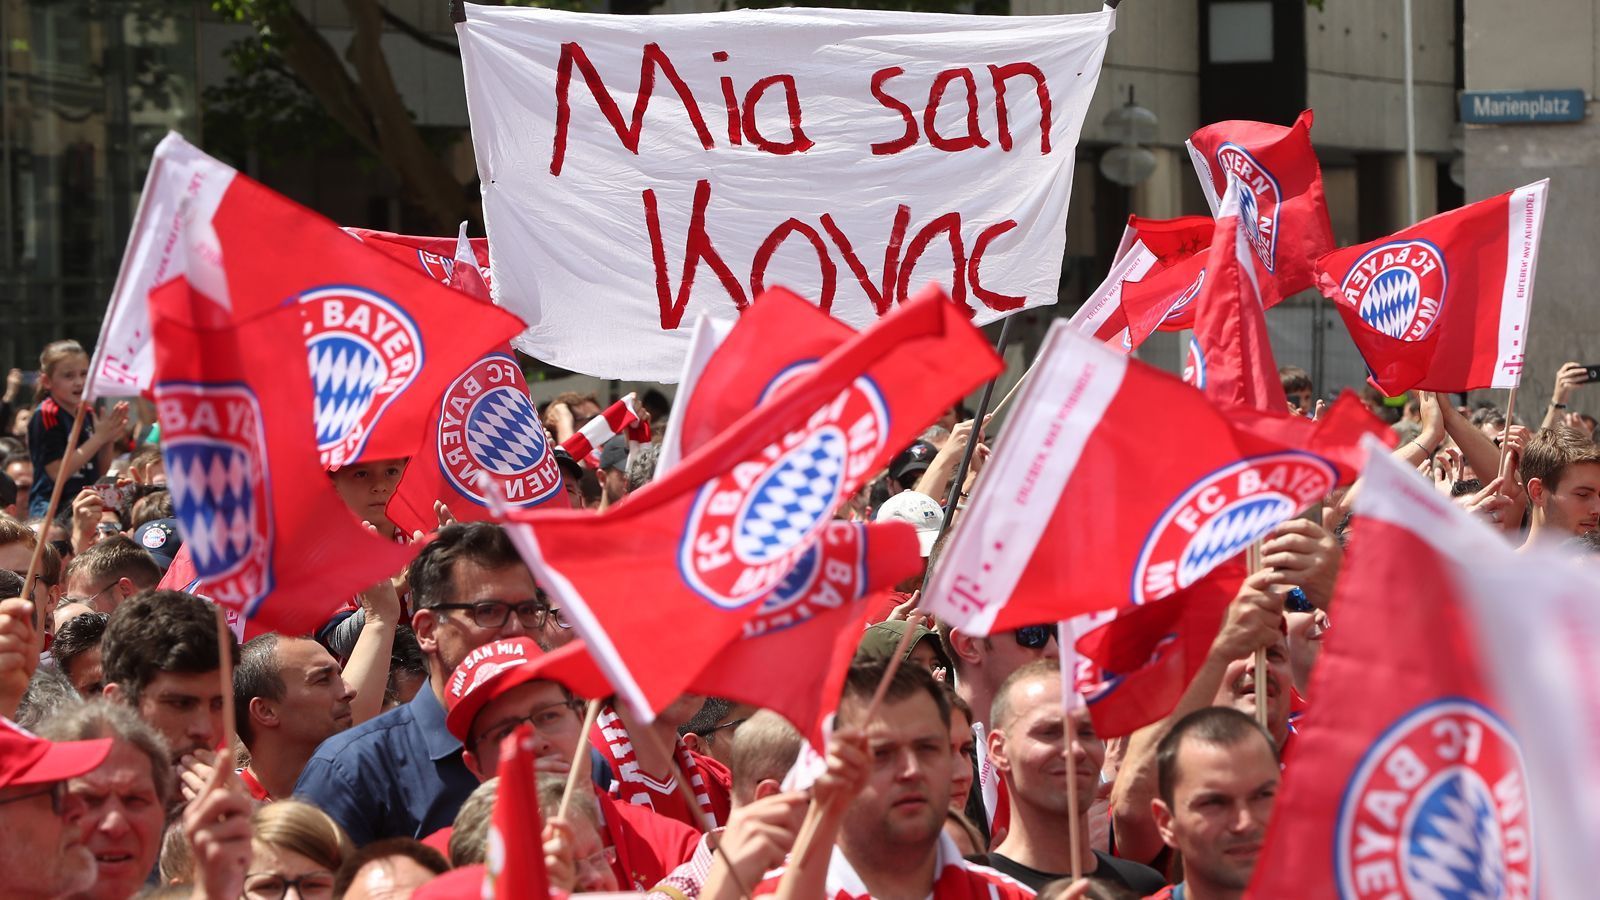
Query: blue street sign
1460 89 1587 124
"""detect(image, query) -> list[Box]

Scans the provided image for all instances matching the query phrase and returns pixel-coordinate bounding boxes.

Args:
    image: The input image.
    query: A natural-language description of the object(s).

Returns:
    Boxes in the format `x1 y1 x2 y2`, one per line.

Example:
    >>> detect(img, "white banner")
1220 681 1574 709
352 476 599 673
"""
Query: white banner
458 4 1115 380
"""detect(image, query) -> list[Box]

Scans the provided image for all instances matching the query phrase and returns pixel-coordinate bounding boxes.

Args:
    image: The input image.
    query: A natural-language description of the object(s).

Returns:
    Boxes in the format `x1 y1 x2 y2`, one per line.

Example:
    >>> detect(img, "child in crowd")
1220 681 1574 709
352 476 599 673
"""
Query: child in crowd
26 340 128 518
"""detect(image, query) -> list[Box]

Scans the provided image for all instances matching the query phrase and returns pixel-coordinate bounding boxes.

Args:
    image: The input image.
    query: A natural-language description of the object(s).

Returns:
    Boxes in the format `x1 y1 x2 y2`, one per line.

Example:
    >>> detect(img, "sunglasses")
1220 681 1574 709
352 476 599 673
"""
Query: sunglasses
1285 587 1315 615
1014 625 1054 649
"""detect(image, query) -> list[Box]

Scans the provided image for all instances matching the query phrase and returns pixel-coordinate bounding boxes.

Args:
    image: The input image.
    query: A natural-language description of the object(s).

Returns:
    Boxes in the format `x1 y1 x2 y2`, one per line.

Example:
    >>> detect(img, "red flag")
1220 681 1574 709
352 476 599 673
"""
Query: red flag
1247 445 1535 899
387 349 568 536
499 289 999 717
1315 180 1550 395
149 281 416 636
1190 175 1290 413
209 180 527 469
344 226 492 288
447 222 492 301
1073 563 1243 739
1187 110 1336 296
921 322 1392 635
485 724 552 900
1070 216 1213 352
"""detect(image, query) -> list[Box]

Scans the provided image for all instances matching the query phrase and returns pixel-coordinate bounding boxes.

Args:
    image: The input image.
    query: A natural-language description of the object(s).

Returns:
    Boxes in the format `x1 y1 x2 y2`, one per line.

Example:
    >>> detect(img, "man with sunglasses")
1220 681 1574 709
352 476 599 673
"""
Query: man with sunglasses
442 636 700 890
296 522 567 845
0 714 113 899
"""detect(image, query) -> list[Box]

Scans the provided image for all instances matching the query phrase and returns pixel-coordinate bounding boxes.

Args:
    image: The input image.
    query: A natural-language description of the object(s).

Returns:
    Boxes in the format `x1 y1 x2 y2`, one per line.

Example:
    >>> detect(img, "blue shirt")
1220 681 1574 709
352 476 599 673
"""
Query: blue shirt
292 687 477 846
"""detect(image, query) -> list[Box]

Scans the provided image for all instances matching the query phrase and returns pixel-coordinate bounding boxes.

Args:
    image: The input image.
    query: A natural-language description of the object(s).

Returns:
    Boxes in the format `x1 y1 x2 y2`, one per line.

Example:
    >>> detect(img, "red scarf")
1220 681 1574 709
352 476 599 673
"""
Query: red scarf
592 704 720 828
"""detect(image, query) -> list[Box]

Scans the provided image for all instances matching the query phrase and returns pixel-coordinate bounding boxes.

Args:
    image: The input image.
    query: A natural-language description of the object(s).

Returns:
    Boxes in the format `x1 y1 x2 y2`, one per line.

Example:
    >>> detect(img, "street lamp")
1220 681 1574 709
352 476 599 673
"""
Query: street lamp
1099 87 1158 187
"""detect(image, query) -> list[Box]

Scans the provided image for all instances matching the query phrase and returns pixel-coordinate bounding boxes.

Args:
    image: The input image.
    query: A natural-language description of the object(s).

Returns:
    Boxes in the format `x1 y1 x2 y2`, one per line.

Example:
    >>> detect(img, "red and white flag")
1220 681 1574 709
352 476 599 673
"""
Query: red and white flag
485 725 552 900
344 224 492 289
1190 174 1290 413
149 281 417 637
560 394 649 469
499 289 998 718
1187 110 1336 297
921 322 1389 635
658 288 855 475
1248 442 1537 900
1069 215 1213 352
1315 180 1550 394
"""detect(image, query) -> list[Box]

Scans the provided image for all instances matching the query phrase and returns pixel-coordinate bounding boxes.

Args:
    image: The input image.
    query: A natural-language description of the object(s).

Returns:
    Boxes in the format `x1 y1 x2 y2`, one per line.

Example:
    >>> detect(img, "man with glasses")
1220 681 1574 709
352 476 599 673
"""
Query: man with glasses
295 522 559 845
0 714 113 899
678 697 757 769
442 636 700 890
61 535 161 616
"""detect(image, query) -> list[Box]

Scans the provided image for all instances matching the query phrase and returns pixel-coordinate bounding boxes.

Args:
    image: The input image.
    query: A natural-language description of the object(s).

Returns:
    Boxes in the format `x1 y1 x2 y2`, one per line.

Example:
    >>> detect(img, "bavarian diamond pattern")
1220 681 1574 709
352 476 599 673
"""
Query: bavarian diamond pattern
308 334 384 449
1179 494 1294 586
735 430 845 563
1404 771 1504 900
466 387 546 475
166 441 255 575
1361 268 1422 340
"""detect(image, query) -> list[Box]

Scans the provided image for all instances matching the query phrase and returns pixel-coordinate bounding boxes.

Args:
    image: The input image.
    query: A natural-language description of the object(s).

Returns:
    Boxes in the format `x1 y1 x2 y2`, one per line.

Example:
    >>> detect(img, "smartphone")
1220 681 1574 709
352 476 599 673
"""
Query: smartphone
90 483 130 510
1583 365 1600 383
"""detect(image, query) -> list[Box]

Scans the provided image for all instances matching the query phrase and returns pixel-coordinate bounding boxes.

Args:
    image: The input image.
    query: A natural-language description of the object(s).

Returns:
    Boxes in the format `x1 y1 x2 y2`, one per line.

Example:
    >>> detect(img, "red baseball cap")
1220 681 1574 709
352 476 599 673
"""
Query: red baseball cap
443 638 610 743
0 716 112 790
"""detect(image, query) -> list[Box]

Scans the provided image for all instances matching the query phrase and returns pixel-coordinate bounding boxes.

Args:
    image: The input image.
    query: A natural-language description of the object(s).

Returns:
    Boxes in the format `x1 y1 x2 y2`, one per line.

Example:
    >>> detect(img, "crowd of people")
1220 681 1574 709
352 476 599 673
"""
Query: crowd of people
1 336 1595 900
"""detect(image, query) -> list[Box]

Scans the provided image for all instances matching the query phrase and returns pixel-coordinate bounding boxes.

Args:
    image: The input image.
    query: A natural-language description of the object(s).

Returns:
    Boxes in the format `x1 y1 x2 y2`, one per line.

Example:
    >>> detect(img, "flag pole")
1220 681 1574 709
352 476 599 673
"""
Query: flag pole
1496 387 1520 492
1055 621 1084 883
558 698 603 822
1246 542 1268 731
20 410 86 604
214 606 237 750
988 356 1038 422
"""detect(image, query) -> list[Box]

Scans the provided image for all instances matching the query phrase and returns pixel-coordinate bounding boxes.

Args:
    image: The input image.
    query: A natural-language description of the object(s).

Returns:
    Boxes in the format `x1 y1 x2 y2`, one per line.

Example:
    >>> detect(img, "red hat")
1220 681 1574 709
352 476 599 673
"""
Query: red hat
443 638 610 743
411 864 484 899
0 716 112 790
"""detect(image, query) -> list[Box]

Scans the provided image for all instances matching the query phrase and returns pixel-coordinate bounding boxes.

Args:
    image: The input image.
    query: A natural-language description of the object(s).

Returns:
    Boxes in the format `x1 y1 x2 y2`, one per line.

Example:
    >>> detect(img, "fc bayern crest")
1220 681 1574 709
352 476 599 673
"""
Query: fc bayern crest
1342 240 1449 342
154 383 274 615
740 522 869 638
1160 269 1207 327
1215 144 1281 273
1182 337 1207 389
416 250 456 283
438 353 561 508
679 378 889 610
299 286 424 469
1133 451 1335 603
1336 699 1535 900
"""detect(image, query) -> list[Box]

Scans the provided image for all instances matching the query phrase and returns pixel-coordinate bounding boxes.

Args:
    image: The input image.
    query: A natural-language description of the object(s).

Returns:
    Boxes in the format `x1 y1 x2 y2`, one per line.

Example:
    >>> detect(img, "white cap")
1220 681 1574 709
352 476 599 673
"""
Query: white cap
875 491 945 557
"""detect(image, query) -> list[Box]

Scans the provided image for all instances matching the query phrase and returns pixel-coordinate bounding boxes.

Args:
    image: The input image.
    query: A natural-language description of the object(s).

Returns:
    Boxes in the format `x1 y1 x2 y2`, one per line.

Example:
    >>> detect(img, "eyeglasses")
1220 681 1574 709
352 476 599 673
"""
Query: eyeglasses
64 582 117 610
0 780 65 815
1014 625 1054 650
475 699 584 751
429 599 569 630
243 871 336 900
693 716 748 745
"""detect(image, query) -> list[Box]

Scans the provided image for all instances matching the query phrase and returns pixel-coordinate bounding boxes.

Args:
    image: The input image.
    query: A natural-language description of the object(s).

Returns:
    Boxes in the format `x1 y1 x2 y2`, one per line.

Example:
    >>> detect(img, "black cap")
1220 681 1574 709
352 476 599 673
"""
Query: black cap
551 446 584 483
889 440 939 485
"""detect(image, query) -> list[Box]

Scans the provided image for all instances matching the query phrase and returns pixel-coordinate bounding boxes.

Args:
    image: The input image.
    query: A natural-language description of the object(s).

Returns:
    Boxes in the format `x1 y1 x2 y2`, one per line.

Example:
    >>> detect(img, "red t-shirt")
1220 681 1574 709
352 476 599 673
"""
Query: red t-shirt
421 825 454 859
597 788 701 891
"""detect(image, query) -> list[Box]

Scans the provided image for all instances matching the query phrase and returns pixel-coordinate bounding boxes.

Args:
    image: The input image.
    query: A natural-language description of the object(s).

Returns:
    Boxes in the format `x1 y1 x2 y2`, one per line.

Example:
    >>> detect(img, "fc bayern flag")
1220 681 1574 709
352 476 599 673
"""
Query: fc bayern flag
498 289 1000 718
485 724 552 900
1247 443 1535 900
658 288 854 474
344 225 492 289
387 348 567 536
1187 109 1336 297
1314 180 1550 395
1190 175 1290 413
1069 215 1212 352
1073 561 1243 739
148 280 417 636
921 322 1390 635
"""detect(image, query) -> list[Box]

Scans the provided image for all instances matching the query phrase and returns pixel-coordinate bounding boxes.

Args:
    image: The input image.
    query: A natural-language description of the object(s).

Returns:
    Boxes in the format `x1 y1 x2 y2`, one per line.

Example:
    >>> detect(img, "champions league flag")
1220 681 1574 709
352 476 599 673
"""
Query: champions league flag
1314 180 1550 395
1186 110 1336 297
1073 561 1244 740
1190 175 1290 413
497 289 998 718
921 322 1389 636
147 280 417 636
1247 443 1536 900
